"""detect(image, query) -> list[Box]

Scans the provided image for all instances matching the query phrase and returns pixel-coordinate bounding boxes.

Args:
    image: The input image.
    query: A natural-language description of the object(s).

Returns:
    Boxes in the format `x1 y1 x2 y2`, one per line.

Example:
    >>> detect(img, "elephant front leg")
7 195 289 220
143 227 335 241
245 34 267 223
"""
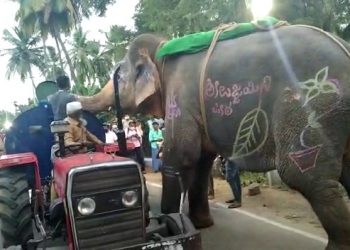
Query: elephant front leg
160 123 202 215
188 151 216 228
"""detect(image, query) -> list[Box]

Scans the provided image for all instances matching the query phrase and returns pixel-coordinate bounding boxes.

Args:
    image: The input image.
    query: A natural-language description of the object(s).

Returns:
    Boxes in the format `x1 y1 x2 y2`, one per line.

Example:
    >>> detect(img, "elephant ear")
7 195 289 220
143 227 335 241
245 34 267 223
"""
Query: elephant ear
134 49 161 107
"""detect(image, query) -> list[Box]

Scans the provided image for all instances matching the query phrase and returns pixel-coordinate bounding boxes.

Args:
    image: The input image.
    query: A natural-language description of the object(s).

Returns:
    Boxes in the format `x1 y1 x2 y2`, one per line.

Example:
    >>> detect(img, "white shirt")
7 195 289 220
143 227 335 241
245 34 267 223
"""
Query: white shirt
105 130 118 144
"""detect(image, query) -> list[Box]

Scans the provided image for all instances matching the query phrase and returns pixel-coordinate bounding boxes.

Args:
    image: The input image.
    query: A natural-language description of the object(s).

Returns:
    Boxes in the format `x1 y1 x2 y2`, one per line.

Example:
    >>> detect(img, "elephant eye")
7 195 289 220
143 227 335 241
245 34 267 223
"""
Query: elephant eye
136 65 144 79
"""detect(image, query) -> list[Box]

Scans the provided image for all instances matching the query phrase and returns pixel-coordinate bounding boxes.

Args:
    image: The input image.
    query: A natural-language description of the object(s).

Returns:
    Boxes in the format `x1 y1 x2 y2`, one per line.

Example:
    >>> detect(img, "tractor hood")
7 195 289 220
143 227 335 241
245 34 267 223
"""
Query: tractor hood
53 152 129 198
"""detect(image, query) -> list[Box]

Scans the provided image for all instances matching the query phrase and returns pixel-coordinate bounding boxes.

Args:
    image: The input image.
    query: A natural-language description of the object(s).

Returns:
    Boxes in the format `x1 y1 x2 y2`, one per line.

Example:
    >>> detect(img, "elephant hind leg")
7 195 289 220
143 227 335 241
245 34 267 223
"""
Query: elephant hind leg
340 161 350 198
188 151 216 229
303 179 350 249
277 158 350 249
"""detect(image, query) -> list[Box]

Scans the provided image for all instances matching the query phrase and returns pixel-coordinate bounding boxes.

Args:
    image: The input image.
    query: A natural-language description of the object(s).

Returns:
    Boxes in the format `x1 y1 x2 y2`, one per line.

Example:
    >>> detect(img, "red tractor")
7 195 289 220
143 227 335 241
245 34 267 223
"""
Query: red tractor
0 82 201 249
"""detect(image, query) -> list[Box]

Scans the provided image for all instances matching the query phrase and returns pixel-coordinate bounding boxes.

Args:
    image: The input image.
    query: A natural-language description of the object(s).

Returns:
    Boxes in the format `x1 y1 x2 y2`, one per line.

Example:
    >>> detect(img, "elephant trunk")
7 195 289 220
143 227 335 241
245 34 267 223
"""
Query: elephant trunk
77 80 115 113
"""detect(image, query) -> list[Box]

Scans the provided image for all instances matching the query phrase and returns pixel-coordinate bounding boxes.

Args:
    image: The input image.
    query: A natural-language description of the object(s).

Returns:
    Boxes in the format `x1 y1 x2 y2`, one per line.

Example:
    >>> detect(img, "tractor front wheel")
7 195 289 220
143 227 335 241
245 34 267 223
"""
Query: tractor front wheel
0 168 33 248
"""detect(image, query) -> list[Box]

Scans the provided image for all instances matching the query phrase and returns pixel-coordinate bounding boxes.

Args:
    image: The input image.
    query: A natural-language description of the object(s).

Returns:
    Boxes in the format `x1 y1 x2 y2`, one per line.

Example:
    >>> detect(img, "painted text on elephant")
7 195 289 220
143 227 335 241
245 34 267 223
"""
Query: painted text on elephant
205 76 272 104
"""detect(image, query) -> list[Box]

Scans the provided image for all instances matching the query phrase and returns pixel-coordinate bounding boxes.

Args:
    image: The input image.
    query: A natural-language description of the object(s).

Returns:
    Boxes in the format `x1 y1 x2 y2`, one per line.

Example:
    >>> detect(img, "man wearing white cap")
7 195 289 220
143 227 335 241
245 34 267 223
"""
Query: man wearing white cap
64 101 103 150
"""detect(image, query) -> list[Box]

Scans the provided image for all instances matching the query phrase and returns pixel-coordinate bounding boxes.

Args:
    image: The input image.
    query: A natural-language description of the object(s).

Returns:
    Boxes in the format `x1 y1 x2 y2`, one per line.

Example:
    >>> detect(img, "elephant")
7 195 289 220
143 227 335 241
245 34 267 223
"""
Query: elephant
78 24 350 249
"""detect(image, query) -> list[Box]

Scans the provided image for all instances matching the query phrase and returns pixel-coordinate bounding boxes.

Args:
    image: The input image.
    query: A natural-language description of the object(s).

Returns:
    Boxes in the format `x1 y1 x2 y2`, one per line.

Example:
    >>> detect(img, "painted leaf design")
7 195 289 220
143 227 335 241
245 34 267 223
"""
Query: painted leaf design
303 88 320 106
232 107 268 159
315 67 328 83
320 81 337 94
300 79 316 89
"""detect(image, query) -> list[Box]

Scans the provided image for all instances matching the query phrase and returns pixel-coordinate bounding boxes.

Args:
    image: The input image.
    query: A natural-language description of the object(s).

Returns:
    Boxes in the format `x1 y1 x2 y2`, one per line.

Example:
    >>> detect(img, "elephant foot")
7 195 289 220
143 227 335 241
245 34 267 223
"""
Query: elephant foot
190 214 214 229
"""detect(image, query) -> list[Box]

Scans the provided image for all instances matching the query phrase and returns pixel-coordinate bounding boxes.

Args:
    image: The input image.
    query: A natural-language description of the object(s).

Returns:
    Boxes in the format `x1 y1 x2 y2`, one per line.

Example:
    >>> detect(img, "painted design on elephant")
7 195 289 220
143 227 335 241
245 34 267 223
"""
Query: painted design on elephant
299 66 339 107
289 66 341 173
205 75 271 103
167 94 181 119
212 102 233 117
231 95 269 159
166 93 181 138
288 145 322 173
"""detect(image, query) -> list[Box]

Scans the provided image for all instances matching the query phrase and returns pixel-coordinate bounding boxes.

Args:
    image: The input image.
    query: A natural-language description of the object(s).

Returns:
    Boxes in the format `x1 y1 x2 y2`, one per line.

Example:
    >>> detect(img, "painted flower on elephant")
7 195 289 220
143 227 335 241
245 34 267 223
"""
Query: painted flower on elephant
299 66 339 107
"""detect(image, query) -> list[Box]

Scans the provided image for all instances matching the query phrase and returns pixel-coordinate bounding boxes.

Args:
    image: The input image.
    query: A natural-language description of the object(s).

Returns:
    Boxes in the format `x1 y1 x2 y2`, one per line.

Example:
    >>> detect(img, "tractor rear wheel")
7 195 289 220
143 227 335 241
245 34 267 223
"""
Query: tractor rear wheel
0 168 33 248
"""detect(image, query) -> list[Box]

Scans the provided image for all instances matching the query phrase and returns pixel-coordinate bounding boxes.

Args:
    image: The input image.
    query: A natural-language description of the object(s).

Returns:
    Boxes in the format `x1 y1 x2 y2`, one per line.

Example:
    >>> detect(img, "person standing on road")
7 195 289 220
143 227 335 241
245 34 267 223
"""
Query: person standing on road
125 120 146 172
225 159 242 208
149 121 163 172
104 123 118 143
48 74 76 121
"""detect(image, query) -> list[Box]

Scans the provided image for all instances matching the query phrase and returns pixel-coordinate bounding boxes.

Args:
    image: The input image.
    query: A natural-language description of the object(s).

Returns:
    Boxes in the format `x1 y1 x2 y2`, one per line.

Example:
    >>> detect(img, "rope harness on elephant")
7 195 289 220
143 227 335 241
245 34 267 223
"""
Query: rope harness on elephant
198 20 289 145
293 25 350 59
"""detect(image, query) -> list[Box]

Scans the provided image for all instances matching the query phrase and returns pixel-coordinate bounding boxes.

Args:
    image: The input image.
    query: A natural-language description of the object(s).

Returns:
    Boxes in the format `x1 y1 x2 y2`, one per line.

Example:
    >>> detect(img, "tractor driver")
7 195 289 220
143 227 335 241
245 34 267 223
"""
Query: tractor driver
64 101 103 152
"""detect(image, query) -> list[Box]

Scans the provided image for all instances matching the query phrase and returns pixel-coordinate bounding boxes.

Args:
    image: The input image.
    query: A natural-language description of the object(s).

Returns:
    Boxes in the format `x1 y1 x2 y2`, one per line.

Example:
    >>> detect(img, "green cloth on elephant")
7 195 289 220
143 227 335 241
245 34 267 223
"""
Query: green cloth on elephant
156 16 281 59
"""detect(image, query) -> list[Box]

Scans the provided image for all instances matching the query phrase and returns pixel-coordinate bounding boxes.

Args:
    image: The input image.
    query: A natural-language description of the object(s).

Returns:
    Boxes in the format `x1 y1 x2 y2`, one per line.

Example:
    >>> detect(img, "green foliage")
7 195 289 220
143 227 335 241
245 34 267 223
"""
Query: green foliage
15 0 117 84
134 0 350 41
13 98 36 115
2 27 44 86
103 25 136 63
71 0 116 19
134 0 251 37
240 172 267 186
271 0 350 39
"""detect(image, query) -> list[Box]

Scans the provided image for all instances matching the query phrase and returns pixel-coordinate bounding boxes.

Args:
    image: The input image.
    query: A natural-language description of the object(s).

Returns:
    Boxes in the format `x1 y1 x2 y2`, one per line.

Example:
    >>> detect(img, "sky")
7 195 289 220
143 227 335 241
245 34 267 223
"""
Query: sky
0 0 139 113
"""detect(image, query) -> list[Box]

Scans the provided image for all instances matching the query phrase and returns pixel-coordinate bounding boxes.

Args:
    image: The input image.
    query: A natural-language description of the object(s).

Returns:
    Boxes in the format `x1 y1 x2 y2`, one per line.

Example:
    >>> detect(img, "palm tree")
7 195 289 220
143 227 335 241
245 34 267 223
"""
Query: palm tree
16 0 77 82
15 0 117 84
70 28 96 85
70 28 113 94
2 27 44 90
103 25 135 64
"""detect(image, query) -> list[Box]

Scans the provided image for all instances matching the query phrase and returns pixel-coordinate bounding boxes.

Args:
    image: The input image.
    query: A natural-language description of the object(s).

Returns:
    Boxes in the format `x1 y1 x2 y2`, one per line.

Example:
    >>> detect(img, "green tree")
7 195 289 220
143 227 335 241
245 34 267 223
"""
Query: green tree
134 0 251 37
16 0 77 81
69 28 113 94
70 28 96 85
271 0 350 40
45 46 64 80
103 25 135 63
15 0 116 83
2 27 44 89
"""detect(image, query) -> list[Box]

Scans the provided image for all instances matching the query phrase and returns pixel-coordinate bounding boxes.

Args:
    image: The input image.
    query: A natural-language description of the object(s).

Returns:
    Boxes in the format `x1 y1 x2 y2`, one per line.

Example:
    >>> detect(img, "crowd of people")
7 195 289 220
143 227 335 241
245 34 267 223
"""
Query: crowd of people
101 115 165 173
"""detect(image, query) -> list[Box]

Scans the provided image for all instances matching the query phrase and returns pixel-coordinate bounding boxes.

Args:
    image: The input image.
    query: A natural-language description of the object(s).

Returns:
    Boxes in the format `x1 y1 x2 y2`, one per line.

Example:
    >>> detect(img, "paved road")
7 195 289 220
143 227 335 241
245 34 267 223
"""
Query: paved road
147 184 327 250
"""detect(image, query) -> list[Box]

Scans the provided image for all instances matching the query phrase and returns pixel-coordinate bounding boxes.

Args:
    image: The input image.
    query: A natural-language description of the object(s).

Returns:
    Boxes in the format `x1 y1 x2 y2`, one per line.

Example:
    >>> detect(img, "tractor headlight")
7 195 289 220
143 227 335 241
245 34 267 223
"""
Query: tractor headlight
122 190 138 207
77 197 96 216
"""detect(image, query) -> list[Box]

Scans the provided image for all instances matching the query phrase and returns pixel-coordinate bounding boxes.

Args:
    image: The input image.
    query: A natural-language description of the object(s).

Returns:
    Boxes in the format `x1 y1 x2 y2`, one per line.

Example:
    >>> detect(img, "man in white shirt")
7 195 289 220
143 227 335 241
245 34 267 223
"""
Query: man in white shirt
104 123 118 144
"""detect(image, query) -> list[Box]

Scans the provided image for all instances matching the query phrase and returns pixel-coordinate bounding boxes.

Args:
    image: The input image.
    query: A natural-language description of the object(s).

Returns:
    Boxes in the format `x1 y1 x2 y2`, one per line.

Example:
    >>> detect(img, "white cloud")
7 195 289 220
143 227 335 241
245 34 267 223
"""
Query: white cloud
0 0 139 112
